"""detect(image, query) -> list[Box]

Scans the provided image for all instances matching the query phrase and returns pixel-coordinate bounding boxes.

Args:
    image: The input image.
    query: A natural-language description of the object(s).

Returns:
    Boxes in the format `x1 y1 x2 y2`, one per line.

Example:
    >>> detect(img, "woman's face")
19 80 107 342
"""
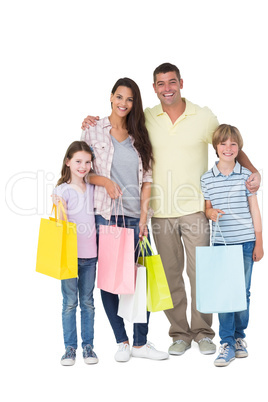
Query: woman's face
110 86 134 117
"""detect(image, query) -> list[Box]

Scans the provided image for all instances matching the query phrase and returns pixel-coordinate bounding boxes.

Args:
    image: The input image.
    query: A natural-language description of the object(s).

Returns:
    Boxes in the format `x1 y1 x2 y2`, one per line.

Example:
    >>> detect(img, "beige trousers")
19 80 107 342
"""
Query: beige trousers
151 212 215 343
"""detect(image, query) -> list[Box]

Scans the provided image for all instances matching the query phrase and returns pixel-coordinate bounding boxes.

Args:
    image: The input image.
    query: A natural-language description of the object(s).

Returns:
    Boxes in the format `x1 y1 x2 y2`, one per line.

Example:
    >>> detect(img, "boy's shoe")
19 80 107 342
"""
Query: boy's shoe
83 344 99 364
61 346 76 366
214 343 235 367
235 338 248 358
168 340 191 355
115 342 131 362
198 337 216 355
131 342 169 360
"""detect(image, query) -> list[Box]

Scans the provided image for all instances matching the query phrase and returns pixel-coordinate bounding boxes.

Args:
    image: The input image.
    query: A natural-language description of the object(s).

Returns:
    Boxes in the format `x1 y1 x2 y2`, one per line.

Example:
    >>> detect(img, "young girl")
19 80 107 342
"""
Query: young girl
81 77 168 362
201 124 264 367
53 141 98 366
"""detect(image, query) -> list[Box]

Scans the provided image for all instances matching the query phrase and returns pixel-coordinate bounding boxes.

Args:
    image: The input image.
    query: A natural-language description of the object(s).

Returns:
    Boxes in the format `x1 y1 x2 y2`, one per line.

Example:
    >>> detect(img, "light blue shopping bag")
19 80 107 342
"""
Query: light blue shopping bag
196 218 247 314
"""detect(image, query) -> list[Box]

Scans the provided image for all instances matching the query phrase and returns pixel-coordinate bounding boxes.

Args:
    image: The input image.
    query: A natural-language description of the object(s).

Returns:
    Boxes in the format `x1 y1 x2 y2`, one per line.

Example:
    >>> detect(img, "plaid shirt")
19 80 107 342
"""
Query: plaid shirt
81 116 153 220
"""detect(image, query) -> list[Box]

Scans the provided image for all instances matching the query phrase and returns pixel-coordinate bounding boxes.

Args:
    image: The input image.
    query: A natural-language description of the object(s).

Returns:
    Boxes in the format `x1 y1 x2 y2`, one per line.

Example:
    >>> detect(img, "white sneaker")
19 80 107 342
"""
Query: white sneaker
131 342 169 360
114 342 131 362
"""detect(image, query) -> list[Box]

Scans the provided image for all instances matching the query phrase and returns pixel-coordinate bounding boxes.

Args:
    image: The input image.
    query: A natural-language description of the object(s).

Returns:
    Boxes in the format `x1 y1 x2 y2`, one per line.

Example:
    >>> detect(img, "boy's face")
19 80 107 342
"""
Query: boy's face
217 138 239 162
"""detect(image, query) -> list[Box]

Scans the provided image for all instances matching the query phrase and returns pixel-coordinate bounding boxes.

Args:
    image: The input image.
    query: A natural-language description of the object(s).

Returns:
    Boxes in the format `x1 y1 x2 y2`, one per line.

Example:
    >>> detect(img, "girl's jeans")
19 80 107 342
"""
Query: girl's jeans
95 214 150 346
61 257 97 349
215 241 255 346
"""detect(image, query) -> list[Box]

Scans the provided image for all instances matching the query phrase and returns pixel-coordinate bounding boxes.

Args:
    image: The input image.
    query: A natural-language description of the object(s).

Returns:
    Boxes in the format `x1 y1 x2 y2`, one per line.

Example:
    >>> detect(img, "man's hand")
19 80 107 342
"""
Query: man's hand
81 115 99 130
246 172 261 193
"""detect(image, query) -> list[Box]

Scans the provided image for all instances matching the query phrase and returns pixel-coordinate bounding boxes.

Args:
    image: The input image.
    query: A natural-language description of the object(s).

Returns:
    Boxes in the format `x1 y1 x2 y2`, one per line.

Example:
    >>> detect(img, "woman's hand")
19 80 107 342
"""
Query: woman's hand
104 178 122 199
139 220 148 239
81 115 99 130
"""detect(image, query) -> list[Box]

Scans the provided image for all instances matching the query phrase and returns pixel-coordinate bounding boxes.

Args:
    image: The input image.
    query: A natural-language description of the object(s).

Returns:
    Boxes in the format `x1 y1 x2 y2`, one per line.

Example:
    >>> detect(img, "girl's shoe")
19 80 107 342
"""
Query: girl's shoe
83 344 99 364
235 338 248 358
214 343 235 367
61 346 76 366
114 342 131 362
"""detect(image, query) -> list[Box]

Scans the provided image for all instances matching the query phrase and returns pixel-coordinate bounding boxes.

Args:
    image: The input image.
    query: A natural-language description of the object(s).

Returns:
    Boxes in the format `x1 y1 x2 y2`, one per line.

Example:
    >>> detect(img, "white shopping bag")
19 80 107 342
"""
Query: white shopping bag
117 264 147 323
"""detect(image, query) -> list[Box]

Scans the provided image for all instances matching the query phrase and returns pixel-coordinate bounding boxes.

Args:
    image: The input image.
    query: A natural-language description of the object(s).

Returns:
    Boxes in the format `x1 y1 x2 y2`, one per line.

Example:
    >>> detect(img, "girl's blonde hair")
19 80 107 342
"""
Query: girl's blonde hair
212 124 243 157
57 141 94 186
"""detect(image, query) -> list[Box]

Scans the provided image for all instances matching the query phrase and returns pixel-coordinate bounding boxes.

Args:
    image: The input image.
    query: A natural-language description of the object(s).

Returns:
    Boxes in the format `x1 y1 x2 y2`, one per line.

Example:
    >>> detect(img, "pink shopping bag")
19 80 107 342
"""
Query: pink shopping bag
97 211 135 294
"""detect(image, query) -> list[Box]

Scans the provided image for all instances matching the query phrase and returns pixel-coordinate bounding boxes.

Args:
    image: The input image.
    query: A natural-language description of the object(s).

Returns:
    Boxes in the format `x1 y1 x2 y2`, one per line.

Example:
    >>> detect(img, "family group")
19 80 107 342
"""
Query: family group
52 63 263 368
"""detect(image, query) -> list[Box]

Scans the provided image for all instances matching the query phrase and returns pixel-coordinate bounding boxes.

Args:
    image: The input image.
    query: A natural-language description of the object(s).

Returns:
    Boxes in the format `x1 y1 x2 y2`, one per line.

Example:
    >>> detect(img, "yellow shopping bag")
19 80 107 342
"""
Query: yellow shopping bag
36 202 78 280
138 237 173 312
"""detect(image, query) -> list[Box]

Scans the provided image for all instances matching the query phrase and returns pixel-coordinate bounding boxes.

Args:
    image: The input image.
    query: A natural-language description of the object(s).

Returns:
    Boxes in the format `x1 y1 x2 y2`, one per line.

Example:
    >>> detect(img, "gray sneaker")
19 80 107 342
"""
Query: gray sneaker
198 337 216 355
61 346 76 366
83 344 99 364
168 340 191 355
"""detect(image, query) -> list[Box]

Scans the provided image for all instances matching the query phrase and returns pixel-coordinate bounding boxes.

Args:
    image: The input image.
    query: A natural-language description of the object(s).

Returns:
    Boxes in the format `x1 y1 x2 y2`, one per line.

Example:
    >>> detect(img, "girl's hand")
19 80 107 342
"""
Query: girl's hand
207 208 225 222
253 243 264 262
139 221 148 239
104 178 122 199
246 172 261 193
81 115 99 130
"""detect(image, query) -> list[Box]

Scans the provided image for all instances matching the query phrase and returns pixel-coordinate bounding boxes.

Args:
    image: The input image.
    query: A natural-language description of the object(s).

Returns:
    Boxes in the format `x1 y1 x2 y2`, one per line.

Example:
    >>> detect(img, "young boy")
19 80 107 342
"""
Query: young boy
201 124 263 367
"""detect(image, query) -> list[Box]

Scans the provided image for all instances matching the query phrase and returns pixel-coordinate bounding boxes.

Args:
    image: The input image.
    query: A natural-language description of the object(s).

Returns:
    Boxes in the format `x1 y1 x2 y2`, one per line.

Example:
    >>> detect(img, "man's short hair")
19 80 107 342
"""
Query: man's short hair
153 63 181 83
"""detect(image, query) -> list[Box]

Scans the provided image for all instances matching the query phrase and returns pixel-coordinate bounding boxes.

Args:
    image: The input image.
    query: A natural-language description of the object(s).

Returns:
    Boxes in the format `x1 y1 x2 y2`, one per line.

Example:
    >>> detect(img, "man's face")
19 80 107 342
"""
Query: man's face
153 71 183 108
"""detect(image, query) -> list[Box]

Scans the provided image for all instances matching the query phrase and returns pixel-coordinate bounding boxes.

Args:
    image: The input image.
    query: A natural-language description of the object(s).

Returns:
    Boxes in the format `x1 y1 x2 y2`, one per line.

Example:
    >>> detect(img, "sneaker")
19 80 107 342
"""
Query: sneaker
131 342 169 360
168 340 191 356
115 342 131 362
235 338 248 358
61 346 76 366
198 337 216 355
83 344 99 364
214 343 235 367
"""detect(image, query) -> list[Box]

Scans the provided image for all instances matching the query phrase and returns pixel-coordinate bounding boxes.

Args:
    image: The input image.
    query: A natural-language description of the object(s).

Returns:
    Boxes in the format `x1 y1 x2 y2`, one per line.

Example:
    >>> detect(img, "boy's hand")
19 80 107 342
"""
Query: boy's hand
253 243 264 262
207 208 225 222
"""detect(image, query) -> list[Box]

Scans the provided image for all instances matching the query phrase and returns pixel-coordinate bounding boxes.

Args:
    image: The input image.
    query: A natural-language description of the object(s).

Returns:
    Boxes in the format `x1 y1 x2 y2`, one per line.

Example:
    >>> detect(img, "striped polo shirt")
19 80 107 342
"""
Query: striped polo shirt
201 161 256 244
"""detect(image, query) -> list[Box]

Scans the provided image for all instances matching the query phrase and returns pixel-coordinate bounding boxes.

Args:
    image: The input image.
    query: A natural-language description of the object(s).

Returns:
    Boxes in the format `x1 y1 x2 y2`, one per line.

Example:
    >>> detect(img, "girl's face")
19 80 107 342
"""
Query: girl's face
66 151 92 182
217 138 239 162
110 86 133 118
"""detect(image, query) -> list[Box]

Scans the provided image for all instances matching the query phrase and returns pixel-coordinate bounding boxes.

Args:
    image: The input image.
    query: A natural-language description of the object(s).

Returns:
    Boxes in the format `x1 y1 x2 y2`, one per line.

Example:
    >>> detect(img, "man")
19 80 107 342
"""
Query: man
81 63 260 356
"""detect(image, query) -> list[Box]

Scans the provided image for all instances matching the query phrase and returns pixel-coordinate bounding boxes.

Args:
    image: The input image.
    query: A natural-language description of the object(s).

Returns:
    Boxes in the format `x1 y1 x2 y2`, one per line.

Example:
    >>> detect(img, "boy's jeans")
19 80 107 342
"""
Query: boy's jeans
95 214 150 346
61 257 97 349
215 241 255 346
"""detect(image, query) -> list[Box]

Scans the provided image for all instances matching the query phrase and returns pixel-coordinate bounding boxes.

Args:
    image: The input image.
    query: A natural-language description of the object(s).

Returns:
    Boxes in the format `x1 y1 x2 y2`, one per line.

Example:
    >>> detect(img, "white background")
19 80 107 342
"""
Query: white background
2 0 267 400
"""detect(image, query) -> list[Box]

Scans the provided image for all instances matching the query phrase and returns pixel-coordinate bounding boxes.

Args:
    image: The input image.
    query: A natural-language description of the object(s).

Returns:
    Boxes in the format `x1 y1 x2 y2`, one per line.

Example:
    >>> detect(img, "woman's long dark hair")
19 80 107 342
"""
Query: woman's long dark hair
111 78 154 171
57 141 94 186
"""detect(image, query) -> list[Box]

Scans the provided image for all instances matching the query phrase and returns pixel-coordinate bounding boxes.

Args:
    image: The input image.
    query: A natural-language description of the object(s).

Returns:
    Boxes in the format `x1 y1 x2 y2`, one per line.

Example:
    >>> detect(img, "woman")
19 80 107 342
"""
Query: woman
81 77 168 362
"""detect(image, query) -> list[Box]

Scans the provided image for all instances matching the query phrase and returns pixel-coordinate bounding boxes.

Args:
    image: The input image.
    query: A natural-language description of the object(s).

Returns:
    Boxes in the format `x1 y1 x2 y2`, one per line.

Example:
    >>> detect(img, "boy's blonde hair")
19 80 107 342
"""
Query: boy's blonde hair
212 124 243 157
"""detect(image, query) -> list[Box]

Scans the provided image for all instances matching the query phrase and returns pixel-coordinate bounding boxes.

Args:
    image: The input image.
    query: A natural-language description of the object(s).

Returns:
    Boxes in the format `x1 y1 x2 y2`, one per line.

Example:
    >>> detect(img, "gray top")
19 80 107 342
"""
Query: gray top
110 136 140 218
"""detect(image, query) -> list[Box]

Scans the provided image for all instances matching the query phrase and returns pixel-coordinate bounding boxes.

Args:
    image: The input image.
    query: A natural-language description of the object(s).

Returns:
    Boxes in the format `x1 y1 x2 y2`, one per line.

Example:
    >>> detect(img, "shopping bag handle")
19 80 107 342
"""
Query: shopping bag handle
109 195 125 227
51 201 68 222
211 214 226 246
139 236 154 258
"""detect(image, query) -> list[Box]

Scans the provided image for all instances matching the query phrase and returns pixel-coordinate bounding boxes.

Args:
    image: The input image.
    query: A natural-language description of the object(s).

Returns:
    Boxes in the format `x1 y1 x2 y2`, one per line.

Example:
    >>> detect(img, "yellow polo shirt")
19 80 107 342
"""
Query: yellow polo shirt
144 99 219 218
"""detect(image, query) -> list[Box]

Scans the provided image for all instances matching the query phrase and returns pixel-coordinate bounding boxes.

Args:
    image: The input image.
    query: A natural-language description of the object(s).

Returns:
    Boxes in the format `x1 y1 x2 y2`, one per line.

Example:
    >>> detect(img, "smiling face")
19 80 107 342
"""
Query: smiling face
66 151 92 182
110 85 133 118
216 138 239 162
153 71 183 108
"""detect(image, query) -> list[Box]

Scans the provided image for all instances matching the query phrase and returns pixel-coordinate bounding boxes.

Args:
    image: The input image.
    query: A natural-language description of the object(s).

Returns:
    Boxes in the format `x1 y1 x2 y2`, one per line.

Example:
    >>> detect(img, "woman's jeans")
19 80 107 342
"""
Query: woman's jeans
95 214 150 346
215 241 255 346
61 257 97 349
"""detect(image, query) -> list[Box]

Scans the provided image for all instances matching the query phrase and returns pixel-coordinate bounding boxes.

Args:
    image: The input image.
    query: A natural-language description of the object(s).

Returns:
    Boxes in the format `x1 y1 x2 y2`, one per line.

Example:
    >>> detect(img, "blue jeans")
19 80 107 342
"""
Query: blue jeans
95 214 150 346
61 257 97 349
215 241 255 346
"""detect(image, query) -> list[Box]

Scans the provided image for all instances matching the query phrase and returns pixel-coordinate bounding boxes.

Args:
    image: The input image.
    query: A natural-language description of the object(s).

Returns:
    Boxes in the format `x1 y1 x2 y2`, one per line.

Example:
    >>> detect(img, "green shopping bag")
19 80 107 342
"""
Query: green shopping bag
138 237 173 312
